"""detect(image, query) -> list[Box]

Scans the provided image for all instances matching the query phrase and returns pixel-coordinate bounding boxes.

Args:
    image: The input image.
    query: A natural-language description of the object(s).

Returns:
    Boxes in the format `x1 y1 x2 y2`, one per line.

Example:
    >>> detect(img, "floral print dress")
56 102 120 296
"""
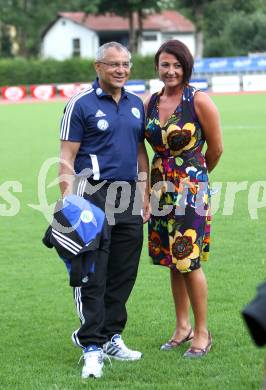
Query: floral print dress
145 85 211 273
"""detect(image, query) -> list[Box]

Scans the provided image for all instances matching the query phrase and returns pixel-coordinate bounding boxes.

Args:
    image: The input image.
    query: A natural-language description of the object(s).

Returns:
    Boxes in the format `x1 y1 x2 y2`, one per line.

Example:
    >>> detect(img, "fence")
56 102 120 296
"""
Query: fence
1 55 266 101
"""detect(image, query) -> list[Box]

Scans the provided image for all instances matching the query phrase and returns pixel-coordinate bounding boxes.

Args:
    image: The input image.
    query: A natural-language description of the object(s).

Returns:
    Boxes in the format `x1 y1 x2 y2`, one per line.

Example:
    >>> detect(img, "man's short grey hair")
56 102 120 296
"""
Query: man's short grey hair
95 42 131 61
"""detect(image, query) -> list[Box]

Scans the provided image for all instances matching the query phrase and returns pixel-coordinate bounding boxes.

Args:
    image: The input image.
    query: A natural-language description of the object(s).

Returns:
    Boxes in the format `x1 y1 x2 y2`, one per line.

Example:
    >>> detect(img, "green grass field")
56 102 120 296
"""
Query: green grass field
0 93 266 389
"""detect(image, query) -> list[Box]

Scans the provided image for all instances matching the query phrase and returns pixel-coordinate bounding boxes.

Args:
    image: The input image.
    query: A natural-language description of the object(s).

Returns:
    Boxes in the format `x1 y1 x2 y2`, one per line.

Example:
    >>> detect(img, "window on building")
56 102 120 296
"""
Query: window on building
72 38 81 57
143 34 157 41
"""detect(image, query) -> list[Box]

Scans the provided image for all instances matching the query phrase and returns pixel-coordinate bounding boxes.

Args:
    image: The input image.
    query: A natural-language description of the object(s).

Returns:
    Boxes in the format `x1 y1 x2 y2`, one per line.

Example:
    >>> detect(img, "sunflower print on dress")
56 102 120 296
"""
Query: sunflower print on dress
146 85 212 273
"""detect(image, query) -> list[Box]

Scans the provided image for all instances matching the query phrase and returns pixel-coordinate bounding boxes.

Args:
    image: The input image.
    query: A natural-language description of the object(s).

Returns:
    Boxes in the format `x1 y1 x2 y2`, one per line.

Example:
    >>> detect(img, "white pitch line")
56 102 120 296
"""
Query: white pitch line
223 125 265 130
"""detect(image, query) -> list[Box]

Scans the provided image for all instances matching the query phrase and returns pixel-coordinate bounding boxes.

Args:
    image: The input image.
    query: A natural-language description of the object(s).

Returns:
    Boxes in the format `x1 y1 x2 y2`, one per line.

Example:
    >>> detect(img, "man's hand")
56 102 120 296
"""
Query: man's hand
137 142 150 223
142 193 151 223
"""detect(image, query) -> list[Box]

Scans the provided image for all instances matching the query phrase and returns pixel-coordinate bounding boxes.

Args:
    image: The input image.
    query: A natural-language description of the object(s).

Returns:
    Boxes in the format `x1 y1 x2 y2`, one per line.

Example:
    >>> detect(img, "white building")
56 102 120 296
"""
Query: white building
41 10 195 60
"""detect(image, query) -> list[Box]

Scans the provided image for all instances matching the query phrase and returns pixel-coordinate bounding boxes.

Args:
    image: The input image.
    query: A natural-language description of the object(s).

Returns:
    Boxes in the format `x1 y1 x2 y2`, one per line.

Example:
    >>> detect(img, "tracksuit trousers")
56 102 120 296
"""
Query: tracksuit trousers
71 179 143 348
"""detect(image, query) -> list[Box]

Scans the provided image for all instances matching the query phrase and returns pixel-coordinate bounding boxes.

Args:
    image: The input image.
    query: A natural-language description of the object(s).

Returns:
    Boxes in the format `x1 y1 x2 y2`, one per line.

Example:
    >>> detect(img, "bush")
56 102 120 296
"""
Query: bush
0 55 155 86
204 37 235 57
130 54 156 80
204 11 266 57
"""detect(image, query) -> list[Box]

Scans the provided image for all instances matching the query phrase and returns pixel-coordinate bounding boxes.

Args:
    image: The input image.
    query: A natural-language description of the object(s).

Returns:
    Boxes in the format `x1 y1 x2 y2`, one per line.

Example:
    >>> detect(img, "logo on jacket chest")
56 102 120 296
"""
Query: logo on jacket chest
131 107 141 119
97 119 109 131
95 109 106 117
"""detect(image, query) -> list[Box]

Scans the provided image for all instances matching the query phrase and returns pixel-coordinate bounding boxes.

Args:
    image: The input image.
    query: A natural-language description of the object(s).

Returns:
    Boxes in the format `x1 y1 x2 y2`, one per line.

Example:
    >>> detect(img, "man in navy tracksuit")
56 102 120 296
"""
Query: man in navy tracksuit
59 41 149 379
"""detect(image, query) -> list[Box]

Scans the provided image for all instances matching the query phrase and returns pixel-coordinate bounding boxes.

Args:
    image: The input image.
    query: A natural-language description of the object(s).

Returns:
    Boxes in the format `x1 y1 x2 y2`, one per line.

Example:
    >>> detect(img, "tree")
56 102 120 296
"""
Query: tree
83 0 169 53
171 0 216 58
0 0 88 57
173 0 266 57
0 23 13 57
203 1 266 56
223 12 266 56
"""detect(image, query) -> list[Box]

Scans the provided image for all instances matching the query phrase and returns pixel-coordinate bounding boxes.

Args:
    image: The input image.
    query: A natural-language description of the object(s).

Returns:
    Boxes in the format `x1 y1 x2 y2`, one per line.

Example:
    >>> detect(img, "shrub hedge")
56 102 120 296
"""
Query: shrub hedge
0 55 156 86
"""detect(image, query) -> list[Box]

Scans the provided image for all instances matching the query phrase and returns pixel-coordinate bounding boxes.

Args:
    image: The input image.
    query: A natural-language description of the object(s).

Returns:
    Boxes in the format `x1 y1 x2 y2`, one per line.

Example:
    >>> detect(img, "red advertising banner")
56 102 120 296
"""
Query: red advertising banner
57 83 91 98
30 85 56 100
1 82 92 103
2 86 27 101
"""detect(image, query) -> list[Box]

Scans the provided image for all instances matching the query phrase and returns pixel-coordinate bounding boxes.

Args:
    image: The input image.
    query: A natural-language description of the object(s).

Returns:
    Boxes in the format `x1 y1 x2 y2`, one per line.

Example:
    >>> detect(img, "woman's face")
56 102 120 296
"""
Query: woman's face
157 52 184 88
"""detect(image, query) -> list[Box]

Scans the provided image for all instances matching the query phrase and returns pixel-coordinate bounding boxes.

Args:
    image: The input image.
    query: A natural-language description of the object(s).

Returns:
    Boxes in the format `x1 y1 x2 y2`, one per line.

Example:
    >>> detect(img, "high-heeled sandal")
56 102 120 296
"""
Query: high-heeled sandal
183 331 212 358
160 328 194 351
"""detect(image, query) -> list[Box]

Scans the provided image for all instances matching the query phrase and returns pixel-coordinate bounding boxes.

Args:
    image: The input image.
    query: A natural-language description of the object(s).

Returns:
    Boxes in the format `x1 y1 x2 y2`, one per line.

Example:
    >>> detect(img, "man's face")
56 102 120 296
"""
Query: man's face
95 47 131 91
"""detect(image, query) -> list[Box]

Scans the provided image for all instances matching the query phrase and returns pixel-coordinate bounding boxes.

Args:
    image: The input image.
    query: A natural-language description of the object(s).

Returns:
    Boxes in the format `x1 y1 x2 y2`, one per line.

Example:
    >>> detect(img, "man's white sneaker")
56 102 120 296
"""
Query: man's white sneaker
81 345 104 379
103 334 142 361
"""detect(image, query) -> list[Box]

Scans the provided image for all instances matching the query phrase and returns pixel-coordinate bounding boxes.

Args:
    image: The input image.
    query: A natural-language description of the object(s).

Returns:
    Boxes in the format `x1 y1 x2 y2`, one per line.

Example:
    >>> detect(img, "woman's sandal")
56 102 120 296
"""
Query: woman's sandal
183 331 212 358
160 328 194 351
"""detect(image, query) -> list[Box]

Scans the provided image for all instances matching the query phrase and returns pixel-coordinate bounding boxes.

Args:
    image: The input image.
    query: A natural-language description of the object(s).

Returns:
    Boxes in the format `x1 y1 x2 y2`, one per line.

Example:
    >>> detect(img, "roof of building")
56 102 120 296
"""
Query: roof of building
54 10 195 33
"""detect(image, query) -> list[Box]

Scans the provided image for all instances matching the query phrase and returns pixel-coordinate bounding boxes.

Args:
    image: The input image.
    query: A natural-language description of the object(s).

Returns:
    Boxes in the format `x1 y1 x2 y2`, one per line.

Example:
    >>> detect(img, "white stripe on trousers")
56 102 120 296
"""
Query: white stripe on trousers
72 287 86 348
74 287 85 325
72 330 83 348
71 180 87 348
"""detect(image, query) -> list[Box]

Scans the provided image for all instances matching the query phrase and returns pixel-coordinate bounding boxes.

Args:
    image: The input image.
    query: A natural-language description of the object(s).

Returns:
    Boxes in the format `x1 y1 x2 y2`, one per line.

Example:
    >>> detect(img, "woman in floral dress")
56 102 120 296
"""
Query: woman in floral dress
145 40 223 357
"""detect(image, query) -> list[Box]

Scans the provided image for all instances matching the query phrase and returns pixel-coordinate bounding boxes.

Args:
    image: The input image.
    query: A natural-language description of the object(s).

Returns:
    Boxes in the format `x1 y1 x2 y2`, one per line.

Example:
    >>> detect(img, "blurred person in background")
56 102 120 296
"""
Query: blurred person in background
242 281 266 389
145 39 223 358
